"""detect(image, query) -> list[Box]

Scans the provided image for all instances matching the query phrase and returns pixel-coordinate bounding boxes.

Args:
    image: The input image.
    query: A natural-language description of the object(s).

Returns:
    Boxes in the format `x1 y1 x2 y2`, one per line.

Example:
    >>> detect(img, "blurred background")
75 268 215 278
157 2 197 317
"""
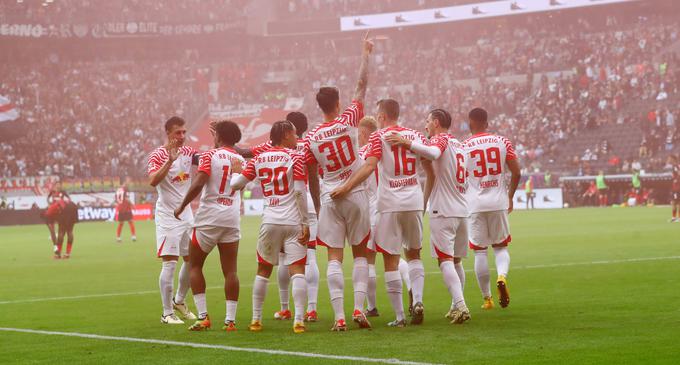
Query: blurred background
0 0 678 222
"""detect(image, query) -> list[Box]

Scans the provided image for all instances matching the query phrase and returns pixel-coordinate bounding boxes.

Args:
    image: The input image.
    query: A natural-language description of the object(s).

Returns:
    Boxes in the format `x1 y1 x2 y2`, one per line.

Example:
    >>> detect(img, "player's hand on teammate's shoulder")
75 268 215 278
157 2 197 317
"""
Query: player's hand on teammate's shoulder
298 225 310 245
385 133 409 148
231 158 243 174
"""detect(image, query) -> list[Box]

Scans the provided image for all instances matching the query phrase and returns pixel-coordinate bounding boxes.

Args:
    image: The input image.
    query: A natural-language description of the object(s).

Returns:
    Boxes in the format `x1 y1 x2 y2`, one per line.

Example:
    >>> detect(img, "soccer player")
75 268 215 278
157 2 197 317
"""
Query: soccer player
239 112 321 322
300 31 374 331
669 155 680 222
115 183 136 242
463 108 521 309
386 108 471 324
596 171 608 207
45 183 68 258
231 121 310 333
147 116 197 324
173 120 243 331
358 116 412 318
332 99 433 327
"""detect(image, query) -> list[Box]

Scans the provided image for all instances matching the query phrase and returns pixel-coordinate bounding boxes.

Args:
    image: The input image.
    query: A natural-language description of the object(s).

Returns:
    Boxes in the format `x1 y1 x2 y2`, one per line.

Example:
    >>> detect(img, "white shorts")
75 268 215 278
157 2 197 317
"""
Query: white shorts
156 223 191 258
374 211 423 255
468 210 511 250
317 190 371 249
307 213 318 248
191 226 240 254
367 222 378 252
257 224 307 266
430 216 468 259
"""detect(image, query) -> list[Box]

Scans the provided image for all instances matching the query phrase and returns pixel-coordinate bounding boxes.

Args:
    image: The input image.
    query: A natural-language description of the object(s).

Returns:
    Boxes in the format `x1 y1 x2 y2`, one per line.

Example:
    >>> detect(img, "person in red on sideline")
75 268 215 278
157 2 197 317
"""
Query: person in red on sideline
115 183 136 242
45 183 68 258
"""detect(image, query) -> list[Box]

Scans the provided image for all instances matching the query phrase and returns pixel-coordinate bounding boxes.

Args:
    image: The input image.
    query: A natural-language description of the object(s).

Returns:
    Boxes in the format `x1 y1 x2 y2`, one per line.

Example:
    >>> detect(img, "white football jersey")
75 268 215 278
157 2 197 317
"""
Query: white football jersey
242 147 307 225
366 125 427 213
463 132 517 213
252 138 316 215
193 147 243 228
359 143 378 217
428 133 468 218
302 100 365 203
147 145 196 226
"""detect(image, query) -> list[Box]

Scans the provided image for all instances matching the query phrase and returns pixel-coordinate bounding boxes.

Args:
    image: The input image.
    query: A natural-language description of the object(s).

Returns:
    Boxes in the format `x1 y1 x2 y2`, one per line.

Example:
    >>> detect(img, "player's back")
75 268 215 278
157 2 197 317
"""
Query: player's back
243 147 306 225
429 134 468 218
463 132 516 213
366 125 427 213
194 147 243 228
304 101 364 201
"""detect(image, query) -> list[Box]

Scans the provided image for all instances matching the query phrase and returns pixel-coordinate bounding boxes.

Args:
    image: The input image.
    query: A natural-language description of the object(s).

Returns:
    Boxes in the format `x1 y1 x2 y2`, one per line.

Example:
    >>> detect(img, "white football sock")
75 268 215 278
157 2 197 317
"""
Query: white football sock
291 274 307 322
454 261 466 294
493 246 510 277
174 261 190 304
327 260 345 321
225 300 237 323
193 293 207 319
159 260 176 316
440 261 466 309
474 250 492 298
352 257 368 312
398 258 412 291
384 270 404 321
366 264 378 310
408 259 425 304
277 254 290 311
252 275 269 321
305 248 319 312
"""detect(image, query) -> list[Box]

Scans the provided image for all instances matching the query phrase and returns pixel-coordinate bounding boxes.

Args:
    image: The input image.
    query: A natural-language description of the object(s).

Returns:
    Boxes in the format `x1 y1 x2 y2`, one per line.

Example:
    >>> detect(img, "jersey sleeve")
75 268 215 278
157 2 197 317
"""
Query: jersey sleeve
292 153 307 181
147 149 167 175
301 137 318 165
339 100 364 128
365 131 383 160
250 141 273 156
501 137 517 162
428 135 448 153
197 151 213 175
242 159 257 181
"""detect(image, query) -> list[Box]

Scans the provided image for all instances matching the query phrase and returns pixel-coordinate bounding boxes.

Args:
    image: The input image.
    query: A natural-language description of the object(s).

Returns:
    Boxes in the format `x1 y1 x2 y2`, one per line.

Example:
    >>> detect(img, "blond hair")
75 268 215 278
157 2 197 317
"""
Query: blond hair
359 116 378 132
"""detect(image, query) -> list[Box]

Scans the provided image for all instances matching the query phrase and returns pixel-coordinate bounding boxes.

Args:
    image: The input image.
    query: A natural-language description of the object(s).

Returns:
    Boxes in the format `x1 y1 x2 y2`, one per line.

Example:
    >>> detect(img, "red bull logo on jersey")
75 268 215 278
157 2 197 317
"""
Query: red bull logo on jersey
170 171 190 184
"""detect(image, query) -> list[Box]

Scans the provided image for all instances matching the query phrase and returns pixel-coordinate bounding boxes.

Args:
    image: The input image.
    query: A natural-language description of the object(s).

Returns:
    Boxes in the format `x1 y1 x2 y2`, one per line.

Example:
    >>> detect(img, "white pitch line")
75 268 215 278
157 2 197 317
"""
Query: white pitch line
2 255 678 305
0 327 443 365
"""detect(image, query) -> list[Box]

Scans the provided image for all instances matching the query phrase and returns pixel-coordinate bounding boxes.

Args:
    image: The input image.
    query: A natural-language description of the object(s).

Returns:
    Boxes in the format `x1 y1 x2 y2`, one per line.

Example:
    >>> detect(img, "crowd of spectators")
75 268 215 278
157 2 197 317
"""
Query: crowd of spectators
1 6 678 181
0 0 248 24
277 0 488 19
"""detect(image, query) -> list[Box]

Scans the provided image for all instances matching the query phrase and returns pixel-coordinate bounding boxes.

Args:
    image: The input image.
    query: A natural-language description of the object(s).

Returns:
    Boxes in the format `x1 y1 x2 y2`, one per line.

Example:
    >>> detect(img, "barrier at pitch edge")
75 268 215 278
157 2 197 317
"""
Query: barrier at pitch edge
513 188 563 210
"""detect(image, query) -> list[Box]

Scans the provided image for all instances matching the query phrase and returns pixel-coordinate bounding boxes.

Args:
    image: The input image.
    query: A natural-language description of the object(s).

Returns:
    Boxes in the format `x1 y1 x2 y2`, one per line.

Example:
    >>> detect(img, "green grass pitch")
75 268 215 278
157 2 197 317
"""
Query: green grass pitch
1 207 679 364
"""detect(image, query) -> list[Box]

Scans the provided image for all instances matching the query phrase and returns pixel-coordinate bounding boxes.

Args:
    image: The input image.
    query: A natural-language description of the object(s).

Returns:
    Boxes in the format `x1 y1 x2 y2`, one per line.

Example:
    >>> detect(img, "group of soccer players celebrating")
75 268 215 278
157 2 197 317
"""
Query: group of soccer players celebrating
146 32 521 333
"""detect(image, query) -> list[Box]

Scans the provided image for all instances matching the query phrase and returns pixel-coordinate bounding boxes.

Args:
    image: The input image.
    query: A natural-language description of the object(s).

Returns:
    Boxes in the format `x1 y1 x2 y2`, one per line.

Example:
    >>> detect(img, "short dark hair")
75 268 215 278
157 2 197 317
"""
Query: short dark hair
286 111 308 137
316 87 340 115
270 120 295 146
214 120 241 146
468 108 488 124
429 108 452 129
164 116 185 132
377 99 400 120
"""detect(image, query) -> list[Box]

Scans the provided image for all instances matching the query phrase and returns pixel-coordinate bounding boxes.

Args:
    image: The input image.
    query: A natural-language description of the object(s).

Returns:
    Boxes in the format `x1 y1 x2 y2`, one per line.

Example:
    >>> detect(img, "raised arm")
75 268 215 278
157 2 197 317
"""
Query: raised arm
352 31 374 103
149 143 179 187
